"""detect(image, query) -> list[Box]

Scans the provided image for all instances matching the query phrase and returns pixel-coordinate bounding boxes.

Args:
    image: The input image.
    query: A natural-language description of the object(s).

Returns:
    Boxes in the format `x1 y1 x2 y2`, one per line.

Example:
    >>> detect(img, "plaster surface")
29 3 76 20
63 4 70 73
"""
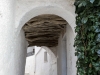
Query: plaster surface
15 0 77 74
13 30 27 75
66 25 77 75
15 0 76 35
0 0 77 75
25 55 35 75
57 24 77 75
57 34 67 75
34 47 57 75
25 46 57 75
0 1 26 75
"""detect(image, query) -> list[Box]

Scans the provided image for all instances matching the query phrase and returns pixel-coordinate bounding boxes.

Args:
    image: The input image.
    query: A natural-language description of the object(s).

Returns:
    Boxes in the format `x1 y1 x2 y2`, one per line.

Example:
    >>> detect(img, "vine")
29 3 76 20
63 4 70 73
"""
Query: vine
74 0 100 75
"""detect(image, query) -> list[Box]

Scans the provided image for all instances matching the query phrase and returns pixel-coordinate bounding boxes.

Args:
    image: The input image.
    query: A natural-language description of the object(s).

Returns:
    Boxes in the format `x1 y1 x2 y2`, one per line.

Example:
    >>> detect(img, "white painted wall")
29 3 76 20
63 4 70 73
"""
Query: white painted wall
14 30 27 75
25 46 35 75
57 24 77 75
0 0 77 75
15 1 77 74
66 25 77 75
27 47 34 53
25 55 35 75
25 47 41 75
25 47 57 75
43 47 57 75
57 35 67 75
0 0 27 75
15 0 76 35
0 1 15 74
34 48 49 75
34 47 57 75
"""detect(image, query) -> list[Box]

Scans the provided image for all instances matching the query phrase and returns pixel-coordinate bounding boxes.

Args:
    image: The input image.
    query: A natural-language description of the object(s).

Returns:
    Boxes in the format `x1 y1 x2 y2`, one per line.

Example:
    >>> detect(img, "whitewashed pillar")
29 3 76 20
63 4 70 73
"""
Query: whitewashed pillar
61 40 67 75
57 35 67 75
0 0 27 75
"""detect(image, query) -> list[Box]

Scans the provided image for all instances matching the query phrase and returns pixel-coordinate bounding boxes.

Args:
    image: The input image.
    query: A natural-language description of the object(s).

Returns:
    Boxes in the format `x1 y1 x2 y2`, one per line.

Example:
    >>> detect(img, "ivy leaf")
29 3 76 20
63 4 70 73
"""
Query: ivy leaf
78 1 87 7
82 1 87 6
95 28 100 33
90 0 95 3
75 26 80 32
88 15 94 18
96 34 100 42
98 1 100 5
97 50 100 56
78 3 83 7
81 17 88 24
97 50 100 54
95 22 100 25
97 12 100 17
95 67 100 71
74 0 100 74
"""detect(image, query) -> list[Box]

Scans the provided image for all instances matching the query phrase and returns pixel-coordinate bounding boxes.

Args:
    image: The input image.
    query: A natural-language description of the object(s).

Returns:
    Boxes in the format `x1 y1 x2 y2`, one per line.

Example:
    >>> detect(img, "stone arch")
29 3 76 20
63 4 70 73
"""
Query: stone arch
16 5 76 36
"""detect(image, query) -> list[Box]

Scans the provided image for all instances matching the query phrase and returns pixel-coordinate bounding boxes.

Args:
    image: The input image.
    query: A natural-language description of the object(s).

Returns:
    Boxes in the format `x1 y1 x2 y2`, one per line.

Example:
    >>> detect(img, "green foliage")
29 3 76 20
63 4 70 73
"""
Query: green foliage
74 0 100 75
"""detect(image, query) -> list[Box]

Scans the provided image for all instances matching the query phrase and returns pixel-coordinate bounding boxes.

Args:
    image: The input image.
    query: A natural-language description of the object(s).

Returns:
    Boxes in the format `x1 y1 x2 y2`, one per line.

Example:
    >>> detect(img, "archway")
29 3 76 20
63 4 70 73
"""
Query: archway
16 6 75 36
22 14 67 54
15 5 76 75
21 14 68 75
0 0 77 75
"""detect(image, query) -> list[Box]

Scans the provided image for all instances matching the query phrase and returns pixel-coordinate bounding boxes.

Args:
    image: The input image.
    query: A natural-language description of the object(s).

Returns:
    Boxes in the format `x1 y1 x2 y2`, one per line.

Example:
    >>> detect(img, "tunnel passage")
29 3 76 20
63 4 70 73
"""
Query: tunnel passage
23 14 67 47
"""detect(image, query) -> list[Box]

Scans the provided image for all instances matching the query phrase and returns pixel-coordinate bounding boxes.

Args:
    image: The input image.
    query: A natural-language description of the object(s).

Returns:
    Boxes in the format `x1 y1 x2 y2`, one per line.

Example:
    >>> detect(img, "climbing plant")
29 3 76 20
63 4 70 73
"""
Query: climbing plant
74 0 100 75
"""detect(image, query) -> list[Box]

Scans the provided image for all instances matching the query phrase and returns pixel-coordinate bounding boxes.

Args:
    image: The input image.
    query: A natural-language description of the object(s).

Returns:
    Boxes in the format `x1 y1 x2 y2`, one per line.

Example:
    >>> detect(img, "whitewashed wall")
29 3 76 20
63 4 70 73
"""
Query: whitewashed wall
34 47 57 75
14 0 77 75
15 0 76 34
25 47 57 75
25 46 40 75
57 24 77 75
57 34 67 75
25 56 35 75
66 25 77 75
0 0 77 75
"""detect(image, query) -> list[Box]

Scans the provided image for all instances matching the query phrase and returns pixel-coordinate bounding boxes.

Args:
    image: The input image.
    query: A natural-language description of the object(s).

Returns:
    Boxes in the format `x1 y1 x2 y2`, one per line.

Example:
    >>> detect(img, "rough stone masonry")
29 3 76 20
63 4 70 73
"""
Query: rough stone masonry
23 14 67 47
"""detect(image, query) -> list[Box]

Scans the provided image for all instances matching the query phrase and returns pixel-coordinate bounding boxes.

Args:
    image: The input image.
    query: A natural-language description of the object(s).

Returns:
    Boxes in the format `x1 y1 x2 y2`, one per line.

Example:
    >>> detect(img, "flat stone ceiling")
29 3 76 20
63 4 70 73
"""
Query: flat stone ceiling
23 14 67 47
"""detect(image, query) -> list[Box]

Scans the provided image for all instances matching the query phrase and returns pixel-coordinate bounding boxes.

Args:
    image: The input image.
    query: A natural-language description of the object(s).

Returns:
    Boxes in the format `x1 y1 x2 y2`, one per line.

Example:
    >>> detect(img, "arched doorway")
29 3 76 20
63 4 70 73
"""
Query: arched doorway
0 0 76 75
15 3 76 75
22 14 67 75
